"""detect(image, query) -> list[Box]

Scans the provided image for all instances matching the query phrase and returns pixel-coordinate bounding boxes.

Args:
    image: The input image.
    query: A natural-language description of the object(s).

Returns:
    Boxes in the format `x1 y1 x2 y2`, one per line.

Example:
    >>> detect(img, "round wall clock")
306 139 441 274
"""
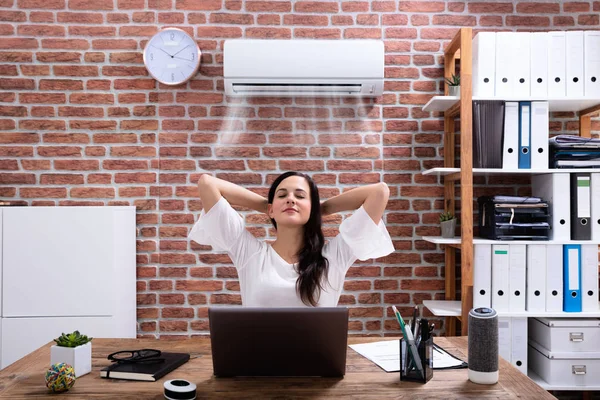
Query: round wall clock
143 27 201 85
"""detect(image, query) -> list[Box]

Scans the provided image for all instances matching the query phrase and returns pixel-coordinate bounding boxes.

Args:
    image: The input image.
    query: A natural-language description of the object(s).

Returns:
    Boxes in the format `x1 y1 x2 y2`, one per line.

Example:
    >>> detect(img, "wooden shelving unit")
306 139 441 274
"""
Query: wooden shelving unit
428 28 600 337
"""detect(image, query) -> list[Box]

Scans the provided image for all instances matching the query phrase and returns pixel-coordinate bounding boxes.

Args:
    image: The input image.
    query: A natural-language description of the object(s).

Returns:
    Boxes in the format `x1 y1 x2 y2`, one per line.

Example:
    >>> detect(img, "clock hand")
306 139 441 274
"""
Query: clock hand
150 44 173 58
172 55 197 62
172 44 192 57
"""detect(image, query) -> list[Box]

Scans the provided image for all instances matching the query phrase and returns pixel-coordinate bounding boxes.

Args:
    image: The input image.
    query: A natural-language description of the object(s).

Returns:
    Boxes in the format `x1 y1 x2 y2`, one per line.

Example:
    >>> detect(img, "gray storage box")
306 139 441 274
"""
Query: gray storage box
529 340 600 386
528 318 600 353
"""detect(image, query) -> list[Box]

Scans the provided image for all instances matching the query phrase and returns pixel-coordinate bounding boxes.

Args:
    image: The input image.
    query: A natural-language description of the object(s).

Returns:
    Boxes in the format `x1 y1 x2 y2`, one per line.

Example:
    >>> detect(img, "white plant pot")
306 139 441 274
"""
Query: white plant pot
448 86 460 97
440 219 457 238
50 342 92 378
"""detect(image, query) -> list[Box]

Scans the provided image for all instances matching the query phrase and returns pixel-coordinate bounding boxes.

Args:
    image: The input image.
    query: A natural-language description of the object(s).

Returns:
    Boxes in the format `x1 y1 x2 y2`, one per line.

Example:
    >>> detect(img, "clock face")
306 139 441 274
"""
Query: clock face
143 28 201 85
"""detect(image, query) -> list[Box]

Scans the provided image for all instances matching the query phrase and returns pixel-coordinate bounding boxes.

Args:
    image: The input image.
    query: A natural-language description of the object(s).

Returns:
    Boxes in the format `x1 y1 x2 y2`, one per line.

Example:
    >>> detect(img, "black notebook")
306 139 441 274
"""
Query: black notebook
100 352 190 381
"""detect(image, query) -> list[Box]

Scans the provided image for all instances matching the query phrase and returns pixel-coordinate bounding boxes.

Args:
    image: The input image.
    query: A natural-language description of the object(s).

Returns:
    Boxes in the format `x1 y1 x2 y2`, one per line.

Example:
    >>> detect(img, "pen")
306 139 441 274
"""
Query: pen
411 306 418 336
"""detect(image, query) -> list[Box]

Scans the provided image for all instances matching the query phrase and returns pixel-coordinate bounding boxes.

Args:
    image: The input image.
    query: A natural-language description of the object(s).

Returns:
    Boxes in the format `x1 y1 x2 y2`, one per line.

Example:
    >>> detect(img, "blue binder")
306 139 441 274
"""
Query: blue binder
518 101 532 169
563 244 582 312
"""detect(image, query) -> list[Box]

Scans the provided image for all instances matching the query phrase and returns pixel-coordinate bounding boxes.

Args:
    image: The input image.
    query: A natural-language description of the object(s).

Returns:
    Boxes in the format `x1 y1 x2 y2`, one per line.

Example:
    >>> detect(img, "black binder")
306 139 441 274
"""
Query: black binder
570 173 592 240
472 100 505 168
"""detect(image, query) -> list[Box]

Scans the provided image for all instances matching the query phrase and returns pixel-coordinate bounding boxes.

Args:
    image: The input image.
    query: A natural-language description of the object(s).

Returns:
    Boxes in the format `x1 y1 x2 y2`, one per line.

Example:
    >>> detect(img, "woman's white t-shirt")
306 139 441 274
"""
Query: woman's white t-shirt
188 197 394 307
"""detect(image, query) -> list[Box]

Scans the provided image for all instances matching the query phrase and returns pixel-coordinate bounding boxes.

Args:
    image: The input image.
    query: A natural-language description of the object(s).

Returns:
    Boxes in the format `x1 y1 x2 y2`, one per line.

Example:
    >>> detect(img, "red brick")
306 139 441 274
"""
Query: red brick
40 174 84 184
21 188 66 198
517 2 559 13
342 1 368 12
371 1 395 12
480 16 503 26
399 1 444 11
344 28 382 39
432 15 476 26
506 16 550 26
382 14 408 25
0 11 26 21
176 0 221 10
331 15 353 25
554 16 575 26
17 24 65 36
295 28 340 39
385 28 418 39
283 14 328 25
563 1 589 12
18 0 64 8
257 14 280 25
294 1 338 12
579 14 600 25
468 2 512 13
69 0 113 9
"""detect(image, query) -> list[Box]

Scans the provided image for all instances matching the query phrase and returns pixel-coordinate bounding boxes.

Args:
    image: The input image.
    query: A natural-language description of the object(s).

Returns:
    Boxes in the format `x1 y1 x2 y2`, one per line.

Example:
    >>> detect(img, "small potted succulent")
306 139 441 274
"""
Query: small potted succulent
445 73 460 97
50 331 93 378
439 212 456 238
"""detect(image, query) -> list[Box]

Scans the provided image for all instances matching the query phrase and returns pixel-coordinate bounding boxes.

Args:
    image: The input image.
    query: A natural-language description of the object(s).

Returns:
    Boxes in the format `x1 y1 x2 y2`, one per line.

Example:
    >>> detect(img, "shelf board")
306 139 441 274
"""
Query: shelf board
423 299 600 318
422 167 600 176
423 300 461 316
421 236 600 245
528 369 600 391
422 95 600 113
422 96 459 112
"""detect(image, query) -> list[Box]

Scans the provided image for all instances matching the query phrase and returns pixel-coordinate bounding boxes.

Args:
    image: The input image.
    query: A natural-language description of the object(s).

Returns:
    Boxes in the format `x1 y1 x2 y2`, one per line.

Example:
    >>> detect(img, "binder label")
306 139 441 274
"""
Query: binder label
568 248 580 291
577 176 591 218
495 250 508 254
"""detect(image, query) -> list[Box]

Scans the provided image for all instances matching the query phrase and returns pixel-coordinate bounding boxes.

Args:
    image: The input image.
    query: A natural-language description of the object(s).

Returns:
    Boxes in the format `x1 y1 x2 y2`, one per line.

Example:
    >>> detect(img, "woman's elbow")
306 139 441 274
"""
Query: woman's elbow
197 174 213 188
376 182 390 201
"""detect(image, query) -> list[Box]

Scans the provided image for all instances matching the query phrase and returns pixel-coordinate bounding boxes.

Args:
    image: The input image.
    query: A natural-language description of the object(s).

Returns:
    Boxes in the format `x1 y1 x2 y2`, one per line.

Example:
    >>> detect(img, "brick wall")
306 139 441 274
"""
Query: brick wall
1 0 599 339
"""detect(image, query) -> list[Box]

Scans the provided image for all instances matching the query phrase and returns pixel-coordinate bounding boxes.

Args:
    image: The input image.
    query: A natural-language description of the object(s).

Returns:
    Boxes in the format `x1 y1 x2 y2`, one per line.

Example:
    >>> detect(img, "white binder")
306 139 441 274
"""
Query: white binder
531 173 571 240
593 173 600 241
530 102 549 170
472 32 496 97
502 102 519 169
584 30 600 97
495 32 515 97
566 30 585 97
492 244 510 312
512 32 531 98
581 244 599 312
511 317 528 375
498 317 512 362
473 244 492 308
548 31 566 98
526 244 546 312
508 245 526 312
530 32 549 98
545 244 564 312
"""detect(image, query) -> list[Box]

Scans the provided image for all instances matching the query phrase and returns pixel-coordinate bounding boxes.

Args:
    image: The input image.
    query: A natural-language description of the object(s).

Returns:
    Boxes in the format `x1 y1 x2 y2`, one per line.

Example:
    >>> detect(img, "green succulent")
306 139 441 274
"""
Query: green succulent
439 212 455 222
445 73 460 86
54 331 93 348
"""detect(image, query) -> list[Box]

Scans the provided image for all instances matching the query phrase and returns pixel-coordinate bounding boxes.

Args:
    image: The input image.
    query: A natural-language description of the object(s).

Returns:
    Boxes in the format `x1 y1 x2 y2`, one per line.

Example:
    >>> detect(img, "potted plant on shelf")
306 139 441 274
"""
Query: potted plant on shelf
439 212 456 238
50 331 93 378
445 73 460 97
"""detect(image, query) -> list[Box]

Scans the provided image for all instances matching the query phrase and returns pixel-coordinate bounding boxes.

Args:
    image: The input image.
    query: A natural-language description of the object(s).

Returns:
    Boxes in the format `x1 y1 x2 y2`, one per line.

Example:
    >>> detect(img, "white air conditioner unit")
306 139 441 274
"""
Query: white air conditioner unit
224 39 384 97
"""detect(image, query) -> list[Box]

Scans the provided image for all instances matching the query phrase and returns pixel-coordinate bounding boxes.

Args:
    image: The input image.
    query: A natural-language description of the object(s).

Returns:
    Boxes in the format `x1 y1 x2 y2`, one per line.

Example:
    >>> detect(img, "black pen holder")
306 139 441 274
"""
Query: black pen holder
399 336 433 383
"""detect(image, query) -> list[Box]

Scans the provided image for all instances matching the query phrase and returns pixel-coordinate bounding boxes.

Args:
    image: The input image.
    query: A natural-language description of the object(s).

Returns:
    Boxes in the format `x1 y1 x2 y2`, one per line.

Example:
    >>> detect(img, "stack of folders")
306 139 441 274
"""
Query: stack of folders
477 195 550 240
549 135 600 168
473 243 599 314
472 31 600 98
531 173 600 241
472 100 505 168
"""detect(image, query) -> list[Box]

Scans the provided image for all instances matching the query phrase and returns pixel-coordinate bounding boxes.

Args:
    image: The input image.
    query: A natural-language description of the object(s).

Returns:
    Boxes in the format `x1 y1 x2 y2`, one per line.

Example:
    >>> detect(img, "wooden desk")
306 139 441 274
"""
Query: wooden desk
0 337 554 399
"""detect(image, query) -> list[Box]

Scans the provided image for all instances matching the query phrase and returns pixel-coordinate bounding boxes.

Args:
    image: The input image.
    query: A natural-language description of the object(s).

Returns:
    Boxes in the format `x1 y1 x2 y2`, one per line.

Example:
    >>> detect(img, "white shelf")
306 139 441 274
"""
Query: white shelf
422 95 600 113
422 167 600 176
421 236 600 245
423 300 600 318
423 300 461 316
422 96 459 111
528 369 600 391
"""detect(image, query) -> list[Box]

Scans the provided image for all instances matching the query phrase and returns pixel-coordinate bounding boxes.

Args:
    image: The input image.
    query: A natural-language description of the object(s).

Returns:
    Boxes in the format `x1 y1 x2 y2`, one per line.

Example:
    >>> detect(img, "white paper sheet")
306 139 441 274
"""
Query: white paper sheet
349 340 467 372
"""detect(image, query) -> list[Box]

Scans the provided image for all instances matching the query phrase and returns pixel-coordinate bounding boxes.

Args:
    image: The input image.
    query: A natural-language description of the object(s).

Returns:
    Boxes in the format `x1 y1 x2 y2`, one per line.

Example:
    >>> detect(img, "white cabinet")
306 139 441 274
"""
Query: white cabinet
0 206 136 369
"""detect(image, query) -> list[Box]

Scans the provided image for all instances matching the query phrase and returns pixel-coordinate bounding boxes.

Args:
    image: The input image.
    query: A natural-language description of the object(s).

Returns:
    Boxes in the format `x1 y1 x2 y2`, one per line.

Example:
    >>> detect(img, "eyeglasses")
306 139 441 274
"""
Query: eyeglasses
107 349 165 364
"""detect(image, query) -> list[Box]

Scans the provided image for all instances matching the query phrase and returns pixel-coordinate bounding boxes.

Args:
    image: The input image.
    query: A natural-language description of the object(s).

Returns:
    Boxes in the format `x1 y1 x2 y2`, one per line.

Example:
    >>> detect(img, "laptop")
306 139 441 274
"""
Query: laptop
208 307 349 377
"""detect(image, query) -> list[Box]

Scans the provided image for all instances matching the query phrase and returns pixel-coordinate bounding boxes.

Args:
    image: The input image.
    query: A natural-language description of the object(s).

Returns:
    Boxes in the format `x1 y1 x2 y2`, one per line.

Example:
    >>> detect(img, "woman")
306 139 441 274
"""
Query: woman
188 171 394 307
